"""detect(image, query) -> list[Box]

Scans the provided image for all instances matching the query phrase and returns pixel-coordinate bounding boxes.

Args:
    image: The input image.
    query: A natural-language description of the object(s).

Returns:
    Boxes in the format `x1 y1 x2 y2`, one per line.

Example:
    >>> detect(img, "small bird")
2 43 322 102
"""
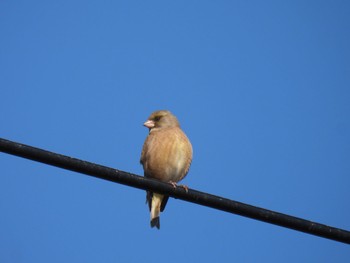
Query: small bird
140 110 193 229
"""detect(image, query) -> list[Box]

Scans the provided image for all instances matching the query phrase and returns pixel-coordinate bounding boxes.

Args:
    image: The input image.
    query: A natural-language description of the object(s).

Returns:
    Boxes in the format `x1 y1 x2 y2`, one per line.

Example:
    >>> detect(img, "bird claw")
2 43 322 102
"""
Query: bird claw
180 185 189 193
169 181 189 193
169 181 177 188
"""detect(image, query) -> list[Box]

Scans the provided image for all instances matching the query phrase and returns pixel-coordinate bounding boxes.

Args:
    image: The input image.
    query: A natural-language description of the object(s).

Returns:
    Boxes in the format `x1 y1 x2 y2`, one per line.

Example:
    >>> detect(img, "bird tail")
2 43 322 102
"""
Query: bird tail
150 193 164 229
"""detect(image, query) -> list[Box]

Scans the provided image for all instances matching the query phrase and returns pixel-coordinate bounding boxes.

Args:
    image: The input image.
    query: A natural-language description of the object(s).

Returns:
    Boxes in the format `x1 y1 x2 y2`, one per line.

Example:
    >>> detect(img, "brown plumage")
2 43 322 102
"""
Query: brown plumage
140 110 193 229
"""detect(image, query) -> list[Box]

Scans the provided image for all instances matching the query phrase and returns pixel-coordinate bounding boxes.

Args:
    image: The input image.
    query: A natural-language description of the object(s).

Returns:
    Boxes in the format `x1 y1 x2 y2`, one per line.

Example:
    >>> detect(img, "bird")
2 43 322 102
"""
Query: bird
140 110 193 229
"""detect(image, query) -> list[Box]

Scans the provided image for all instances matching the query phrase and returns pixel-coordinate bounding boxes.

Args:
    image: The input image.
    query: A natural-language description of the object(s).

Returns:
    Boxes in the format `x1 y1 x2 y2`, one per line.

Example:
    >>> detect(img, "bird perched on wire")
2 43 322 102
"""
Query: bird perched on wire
140 110 193 229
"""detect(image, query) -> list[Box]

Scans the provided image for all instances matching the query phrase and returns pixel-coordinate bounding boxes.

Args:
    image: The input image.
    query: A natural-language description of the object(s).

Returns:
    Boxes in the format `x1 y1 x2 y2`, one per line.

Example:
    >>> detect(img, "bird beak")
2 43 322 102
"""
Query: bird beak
143 120 155 128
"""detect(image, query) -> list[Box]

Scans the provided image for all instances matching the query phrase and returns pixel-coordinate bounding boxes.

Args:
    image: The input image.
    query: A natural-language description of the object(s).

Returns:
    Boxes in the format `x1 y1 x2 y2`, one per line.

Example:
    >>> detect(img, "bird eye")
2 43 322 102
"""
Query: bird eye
154 116 161 121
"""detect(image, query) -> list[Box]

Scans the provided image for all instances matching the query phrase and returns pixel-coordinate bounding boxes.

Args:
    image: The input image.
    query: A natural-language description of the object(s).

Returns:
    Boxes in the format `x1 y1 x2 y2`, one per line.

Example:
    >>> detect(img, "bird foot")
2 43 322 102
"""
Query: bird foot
180 185 189 193
168 181 188 193
169 181 178 188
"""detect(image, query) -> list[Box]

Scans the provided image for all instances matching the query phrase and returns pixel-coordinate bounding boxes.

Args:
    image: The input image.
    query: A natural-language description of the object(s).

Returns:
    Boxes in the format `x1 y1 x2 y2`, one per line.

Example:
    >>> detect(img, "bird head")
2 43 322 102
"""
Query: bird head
143 110 180 130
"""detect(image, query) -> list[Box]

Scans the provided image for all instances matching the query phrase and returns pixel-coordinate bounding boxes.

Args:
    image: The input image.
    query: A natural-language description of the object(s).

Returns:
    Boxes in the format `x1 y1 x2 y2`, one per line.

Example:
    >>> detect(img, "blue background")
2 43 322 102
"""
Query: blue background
1 1 349 262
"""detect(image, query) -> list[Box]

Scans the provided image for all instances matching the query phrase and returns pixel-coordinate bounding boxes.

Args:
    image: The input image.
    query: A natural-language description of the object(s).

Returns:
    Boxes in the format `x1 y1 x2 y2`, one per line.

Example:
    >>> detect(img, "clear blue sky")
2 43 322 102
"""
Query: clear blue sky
1 1 349 262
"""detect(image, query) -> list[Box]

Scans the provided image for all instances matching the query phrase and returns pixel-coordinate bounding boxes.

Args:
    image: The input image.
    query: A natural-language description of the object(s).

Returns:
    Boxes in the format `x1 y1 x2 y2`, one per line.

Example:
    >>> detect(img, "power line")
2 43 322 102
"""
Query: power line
0 137 349 244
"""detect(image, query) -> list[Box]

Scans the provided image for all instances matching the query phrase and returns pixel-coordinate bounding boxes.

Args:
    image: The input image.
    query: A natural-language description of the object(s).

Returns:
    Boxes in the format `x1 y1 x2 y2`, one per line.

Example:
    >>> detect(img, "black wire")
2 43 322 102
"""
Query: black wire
1 137 349 244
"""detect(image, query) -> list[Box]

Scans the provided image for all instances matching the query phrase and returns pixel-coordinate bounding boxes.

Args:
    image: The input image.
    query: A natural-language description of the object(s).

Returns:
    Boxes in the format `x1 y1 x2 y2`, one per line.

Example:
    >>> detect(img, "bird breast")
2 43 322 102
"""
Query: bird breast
142 127 192 183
